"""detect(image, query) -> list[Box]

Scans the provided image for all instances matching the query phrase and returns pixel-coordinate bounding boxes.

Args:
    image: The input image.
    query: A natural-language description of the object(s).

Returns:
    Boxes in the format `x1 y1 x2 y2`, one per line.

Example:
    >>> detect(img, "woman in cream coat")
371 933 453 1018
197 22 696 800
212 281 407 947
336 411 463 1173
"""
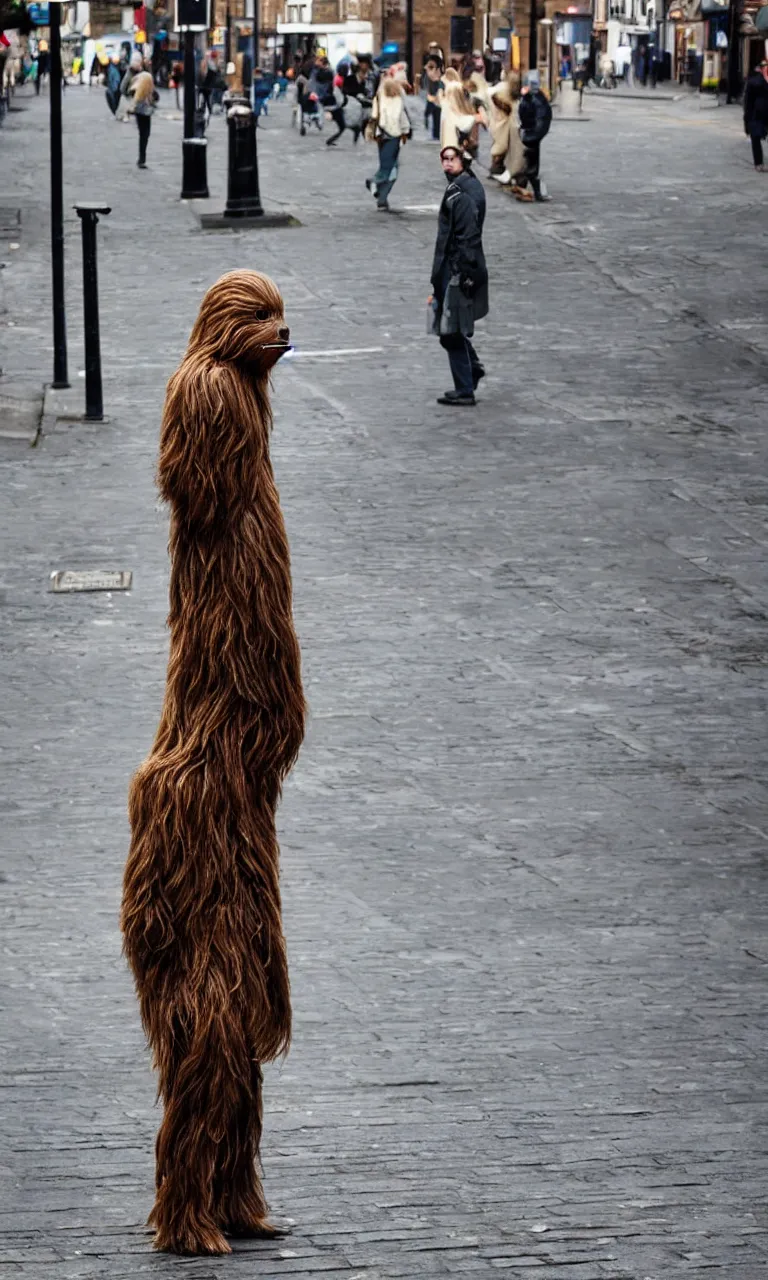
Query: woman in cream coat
366 78 412 211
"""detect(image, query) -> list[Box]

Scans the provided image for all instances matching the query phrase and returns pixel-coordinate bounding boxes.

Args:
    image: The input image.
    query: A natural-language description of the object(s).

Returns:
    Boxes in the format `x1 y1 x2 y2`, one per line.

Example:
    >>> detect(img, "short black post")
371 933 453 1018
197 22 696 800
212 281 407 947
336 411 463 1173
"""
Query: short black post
49 0 69 389
75 204 111 422
224 103 264 218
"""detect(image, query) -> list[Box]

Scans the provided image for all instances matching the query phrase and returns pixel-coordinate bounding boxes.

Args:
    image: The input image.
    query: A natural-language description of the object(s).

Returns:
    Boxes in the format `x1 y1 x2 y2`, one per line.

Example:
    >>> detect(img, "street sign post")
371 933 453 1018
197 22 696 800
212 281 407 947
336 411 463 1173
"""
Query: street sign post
177 0 210 198
49 0 68 389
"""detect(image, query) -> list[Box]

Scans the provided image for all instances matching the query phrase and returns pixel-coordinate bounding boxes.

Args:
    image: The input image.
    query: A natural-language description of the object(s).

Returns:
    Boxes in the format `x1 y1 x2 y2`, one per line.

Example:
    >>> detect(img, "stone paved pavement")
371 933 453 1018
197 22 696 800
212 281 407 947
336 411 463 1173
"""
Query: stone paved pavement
1 83 768 1280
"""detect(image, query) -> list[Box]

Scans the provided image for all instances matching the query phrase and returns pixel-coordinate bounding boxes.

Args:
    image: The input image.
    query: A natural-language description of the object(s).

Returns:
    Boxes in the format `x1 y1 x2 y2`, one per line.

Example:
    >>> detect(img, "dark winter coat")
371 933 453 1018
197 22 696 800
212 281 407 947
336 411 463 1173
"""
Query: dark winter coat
744 71 768 132
518 89 552 144
431 169 488 323
342 71 364 99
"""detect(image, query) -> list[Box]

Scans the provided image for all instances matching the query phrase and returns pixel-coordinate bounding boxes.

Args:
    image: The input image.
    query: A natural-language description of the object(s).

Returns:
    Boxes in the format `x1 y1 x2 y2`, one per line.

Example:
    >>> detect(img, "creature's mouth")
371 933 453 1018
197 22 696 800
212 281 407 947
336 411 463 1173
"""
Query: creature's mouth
261 343 293 360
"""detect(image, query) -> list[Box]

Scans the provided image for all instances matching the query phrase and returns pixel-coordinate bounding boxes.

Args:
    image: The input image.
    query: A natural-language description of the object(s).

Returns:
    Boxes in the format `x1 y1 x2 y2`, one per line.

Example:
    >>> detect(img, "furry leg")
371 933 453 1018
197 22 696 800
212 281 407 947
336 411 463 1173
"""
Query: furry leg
149 1019 233 1256
218 1063 281 1238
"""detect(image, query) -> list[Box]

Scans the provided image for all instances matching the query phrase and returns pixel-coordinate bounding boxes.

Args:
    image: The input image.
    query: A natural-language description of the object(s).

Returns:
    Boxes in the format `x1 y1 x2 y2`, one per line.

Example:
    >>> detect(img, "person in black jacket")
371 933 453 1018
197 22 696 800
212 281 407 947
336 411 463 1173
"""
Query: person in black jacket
430 147 488 406
514 72 552 202
744 60 768 170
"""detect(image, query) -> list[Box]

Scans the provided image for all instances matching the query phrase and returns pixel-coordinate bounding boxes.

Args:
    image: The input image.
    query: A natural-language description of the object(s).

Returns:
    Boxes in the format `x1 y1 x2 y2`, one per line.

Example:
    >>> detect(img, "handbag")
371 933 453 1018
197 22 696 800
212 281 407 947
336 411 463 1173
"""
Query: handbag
427 295 440 336
439 276 475 338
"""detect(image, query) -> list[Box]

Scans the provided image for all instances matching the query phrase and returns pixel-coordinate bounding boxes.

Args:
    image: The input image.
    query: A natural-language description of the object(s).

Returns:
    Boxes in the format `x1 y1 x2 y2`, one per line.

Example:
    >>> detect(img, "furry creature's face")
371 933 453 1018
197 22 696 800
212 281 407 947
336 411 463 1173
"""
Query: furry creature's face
190 270 290 378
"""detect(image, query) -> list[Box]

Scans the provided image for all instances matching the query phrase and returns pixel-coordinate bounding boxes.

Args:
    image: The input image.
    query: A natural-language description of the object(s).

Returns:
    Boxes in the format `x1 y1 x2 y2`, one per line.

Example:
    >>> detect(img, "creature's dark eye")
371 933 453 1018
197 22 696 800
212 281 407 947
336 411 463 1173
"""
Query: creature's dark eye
256 309 271 321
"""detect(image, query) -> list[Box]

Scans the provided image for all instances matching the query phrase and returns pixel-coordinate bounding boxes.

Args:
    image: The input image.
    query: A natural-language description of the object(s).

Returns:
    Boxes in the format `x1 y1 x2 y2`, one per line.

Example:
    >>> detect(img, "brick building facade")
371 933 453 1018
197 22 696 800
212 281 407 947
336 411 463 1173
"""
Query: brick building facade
368 0 558 81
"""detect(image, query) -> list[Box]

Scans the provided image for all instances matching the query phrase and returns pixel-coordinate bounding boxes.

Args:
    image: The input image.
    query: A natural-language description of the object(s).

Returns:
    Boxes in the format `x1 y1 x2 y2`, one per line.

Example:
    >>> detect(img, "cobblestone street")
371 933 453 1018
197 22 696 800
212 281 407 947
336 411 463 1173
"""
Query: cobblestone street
1 83 768 1279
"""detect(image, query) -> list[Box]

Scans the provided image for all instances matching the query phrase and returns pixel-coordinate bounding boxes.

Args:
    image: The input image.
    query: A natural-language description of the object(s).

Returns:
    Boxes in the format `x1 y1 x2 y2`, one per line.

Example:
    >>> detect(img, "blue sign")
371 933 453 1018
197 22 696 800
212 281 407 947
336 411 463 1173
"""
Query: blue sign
28 3 50 23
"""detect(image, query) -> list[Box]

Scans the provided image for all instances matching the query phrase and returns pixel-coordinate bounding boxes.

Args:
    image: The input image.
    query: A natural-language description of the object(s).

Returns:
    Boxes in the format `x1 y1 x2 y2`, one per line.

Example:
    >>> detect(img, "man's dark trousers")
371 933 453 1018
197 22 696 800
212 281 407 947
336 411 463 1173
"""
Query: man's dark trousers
437 263 482 396
749 123 765 166
523 141 542 197
137 113 151 165
439 333 481 396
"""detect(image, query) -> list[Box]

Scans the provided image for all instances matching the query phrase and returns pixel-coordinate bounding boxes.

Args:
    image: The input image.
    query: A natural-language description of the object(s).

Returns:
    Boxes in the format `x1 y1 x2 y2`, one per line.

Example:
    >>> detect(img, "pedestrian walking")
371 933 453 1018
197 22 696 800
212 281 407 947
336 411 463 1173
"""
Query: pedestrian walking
118 52 142 122
35 39 49 94
365 77 411 211
429 145 488 407
105 53 122 115
308 54 334 115
293 60 314 134
598 52 616 89
423 41 445 72
440 82 475 150
357 52 379 100
424 58 443 140
744 60 768 171
197 54 217 120
170 59 183 111
514 72 552 202
489 72 525 185
128 69 158 169
325 60 357 146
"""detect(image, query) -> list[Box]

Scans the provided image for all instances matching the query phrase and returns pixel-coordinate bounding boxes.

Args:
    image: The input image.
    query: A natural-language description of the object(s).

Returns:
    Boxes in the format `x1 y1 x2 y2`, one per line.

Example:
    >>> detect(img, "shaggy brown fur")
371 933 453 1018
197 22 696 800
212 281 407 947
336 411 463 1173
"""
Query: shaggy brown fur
122 270 305 1257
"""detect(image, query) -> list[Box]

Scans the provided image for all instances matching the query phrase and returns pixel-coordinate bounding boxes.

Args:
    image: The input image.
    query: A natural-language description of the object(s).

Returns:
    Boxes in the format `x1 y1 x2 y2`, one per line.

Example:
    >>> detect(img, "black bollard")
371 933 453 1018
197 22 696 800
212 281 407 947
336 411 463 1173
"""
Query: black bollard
74 204 111 422
198 95 295 229
224 103 263 218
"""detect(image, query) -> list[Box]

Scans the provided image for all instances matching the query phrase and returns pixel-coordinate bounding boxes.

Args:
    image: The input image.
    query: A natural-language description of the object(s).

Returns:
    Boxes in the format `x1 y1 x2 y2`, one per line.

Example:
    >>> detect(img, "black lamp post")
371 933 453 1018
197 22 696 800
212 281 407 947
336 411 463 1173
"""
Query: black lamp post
252 0 259 81
178 0 210 198
49 0 69 388
528 0 538 68
406 0 414 85
726 0 741 103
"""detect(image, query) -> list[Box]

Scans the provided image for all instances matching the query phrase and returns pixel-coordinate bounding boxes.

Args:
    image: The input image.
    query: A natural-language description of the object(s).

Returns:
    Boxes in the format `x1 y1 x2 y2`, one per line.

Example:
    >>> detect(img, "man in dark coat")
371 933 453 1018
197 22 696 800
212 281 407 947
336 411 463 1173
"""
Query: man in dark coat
430 146 488 407
744 60 768 170
515 71 552 202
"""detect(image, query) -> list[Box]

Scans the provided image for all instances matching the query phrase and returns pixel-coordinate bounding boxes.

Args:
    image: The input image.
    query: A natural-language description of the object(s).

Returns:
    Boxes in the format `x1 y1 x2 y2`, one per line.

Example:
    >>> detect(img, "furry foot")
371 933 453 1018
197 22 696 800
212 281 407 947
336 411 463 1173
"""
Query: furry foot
225 1217 288 1240
153 1223 232 1255
149 1207 232 1256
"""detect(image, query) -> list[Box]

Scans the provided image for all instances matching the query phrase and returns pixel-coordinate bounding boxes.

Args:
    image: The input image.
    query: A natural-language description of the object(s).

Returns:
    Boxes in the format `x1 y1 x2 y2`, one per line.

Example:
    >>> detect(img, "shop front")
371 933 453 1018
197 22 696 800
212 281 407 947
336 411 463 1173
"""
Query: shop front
740 4 768 77
666 0 705 82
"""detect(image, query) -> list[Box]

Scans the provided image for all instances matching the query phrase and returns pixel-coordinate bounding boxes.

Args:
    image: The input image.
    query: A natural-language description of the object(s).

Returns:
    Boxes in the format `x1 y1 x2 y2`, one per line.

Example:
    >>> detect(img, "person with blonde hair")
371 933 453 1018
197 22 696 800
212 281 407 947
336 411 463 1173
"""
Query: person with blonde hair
440 81 478 154
489 71 524 184
365 77 411 211
128 67 158 169
117 50 143 121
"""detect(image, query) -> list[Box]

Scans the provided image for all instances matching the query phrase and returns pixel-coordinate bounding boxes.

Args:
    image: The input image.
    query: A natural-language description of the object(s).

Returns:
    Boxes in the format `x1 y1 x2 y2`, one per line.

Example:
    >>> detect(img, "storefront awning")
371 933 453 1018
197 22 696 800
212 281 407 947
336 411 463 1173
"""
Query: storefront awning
276 20 372 34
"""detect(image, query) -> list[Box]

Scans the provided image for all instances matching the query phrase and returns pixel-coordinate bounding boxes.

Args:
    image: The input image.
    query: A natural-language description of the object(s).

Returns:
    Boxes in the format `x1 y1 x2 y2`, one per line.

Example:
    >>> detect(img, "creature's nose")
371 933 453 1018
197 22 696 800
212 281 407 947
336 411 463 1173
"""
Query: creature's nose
279 325 290 342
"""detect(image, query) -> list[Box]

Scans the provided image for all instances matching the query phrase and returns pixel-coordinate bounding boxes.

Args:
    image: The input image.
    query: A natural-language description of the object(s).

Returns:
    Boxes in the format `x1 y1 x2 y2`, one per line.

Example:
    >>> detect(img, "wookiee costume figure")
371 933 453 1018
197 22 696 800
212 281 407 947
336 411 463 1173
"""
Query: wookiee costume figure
122 270 305 1257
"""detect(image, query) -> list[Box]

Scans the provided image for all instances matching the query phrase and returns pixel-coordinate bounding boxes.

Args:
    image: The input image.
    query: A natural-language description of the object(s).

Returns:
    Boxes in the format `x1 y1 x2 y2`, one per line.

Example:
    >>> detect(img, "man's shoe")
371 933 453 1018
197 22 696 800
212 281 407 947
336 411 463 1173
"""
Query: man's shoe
534 193 552 202
437 391 476 406
137 161 148 169
377 201 390 211
491 169 511 184
515 189 535 202
472 365 485 390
